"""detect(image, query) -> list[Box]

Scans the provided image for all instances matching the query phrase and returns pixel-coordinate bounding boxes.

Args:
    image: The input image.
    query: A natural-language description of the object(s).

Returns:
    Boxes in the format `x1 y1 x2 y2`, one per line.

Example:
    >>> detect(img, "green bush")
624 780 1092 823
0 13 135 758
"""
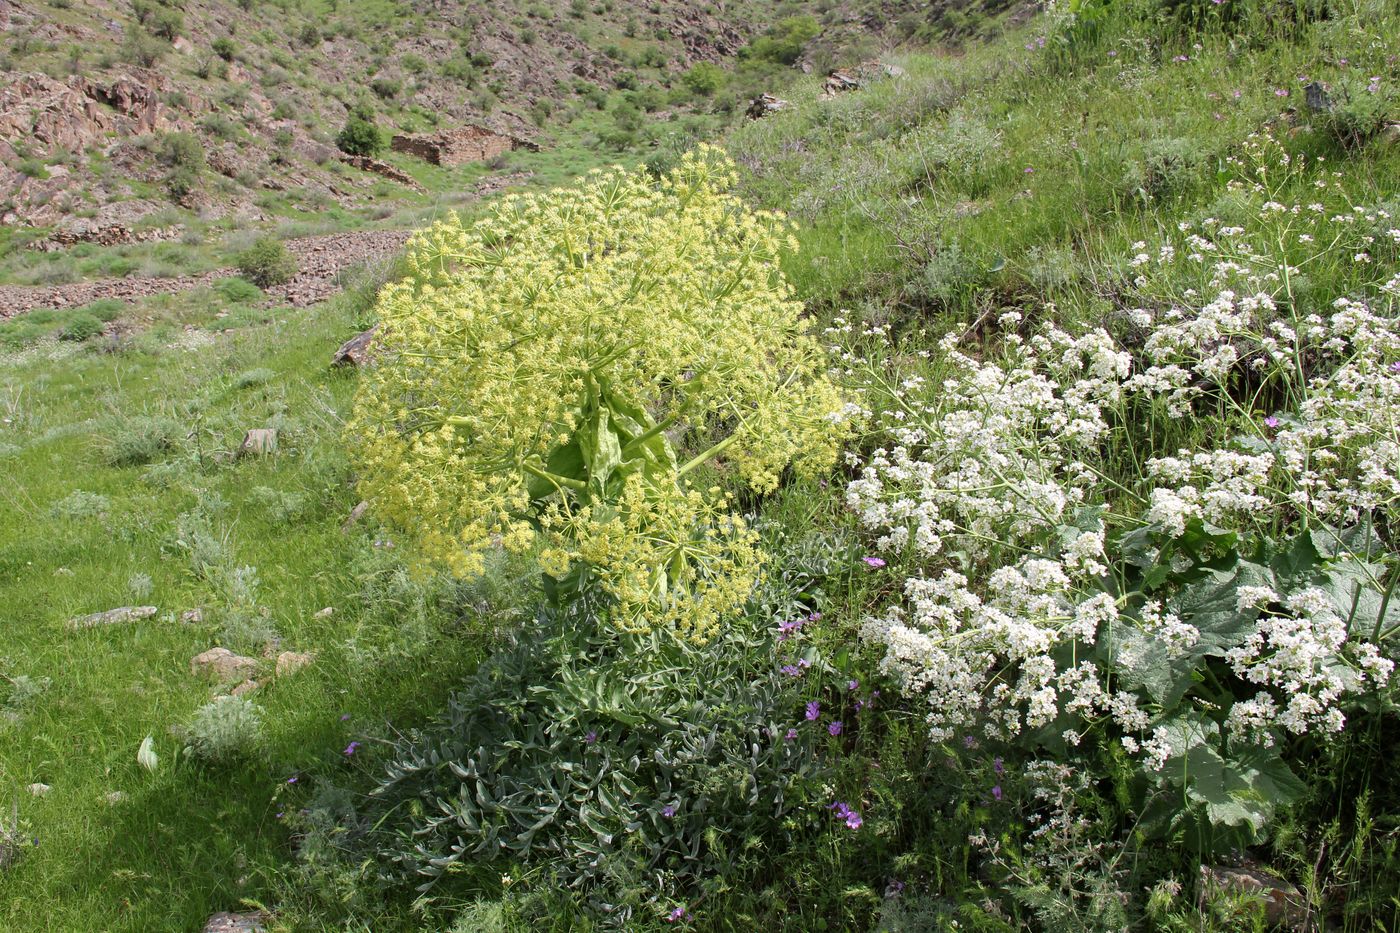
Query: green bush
212 276 265 304
82 299 125 323
369 77 400 100
335 112 383 157
103 415 178 467
234 237 298 288
680 61 724 97
741 16 820 66
366 605 830 903
158 131 204 168
58 312 104 342
211 36 236 60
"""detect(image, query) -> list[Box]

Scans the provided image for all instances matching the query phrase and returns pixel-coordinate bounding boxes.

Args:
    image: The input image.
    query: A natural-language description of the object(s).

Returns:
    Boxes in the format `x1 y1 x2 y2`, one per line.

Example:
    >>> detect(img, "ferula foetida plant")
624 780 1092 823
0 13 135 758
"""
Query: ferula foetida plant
348 147 846 639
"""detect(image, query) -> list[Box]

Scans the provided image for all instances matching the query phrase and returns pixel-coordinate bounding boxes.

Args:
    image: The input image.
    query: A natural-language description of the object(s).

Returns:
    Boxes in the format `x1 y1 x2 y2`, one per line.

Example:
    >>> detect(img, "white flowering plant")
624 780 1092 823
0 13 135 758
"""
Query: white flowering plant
840 131 1400 849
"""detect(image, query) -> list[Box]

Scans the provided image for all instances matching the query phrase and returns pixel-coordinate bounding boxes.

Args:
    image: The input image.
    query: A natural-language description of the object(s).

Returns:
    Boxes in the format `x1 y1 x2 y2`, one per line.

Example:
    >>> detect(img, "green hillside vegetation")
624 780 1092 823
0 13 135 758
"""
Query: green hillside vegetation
1 0 1399 930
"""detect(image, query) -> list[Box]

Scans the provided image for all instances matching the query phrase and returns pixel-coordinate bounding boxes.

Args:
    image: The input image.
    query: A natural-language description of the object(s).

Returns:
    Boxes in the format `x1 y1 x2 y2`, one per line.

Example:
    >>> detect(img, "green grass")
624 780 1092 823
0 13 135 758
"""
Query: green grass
0 267 511 931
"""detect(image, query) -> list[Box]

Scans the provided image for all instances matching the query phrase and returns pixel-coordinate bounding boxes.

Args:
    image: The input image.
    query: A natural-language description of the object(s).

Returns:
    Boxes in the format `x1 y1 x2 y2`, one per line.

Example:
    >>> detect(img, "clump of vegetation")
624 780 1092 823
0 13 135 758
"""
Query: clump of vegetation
57 312 103 342
156 131 204 202
335 103 383 157
234 237 298 288
183 696 265 763
102 415 178 468
348 148 848 640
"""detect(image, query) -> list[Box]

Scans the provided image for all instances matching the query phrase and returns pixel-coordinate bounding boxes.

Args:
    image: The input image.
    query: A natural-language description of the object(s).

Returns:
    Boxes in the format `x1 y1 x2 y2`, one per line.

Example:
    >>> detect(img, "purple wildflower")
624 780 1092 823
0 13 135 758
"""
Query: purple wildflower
845 810 863 829
343 741 360 757
1390 360 1400 372
1275 88 1289 97
276 811 284 819
1024 166 1035 174
828 721 844 736
994 757 1004 774
963 735 976 749
992 785 1003 801
847 679 860 691
662 804 677 818
781 664 801 677
340 713 351 721
584 730 598 745
1264 416 1280 428
885 879 906 898
805 701 821 721
665 906 688 923
784 728 798 741
287 775 299 784
808 611 822 621
863 556 887 568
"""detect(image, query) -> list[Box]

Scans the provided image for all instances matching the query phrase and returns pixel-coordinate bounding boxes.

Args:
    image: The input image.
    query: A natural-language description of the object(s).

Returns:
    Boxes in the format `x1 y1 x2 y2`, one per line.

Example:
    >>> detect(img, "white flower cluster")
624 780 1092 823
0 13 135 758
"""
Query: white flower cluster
842 175 1400 764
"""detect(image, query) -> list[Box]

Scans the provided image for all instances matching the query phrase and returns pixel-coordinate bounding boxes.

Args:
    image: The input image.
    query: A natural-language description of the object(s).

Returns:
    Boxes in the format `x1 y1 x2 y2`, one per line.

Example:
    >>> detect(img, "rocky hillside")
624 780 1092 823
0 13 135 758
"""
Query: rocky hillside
0 0 961 250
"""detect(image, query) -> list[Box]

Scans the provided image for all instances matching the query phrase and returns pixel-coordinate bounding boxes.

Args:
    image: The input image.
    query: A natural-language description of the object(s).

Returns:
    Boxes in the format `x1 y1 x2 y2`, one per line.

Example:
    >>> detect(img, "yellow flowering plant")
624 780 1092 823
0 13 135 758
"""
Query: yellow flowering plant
347 147 846 640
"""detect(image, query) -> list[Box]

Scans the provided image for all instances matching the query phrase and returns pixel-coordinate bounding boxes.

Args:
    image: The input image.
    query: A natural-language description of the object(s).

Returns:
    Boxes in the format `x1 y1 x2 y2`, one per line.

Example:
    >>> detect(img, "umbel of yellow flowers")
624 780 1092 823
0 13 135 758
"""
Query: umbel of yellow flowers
347 147 847 640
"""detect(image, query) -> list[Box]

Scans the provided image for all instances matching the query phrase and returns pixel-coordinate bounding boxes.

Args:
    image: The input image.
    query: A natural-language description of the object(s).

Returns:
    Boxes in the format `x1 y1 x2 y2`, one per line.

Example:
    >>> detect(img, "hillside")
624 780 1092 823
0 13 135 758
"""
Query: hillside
2 0 1399 931
0 0 943 262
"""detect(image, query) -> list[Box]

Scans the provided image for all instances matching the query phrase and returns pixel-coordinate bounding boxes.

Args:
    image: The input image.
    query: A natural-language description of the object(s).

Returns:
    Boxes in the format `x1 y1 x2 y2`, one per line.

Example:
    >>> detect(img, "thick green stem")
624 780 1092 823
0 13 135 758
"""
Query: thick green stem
522 461 587 492
676 431 742 479
621 415 679 457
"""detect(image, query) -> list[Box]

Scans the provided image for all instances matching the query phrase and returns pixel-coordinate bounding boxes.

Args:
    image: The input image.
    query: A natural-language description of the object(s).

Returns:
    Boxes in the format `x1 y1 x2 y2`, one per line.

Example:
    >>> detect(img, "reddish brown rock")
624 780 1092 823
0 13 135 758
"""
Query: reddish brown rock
390 124 538 167
332 325 377 366
190 647 259 682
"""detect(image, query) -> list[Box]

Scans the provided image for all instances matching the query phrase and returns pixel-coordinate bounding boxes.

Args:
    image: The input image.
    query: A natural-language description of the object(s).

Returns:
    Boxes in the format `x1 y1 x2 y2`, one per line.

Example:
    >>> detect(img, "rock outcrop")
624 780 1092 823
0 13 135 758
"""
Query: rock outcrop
0 71 173 159
390 124 538 167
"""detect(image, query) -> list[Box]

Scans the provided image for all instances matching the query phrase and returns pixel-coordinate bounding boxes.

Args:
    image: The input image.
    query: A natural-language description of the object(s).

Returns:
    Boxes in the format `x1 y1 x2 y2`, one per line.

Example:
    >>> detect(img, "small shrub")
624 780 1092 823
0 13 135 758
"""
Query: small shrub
233 237 298 288
103 415 177 467
680 61 724 97
121 26 165 67
148 7 183 41
335 112 383 157
211 36 236 61
184 696 264 763
369 76 400 100
58 312 104 342
82 298 124 322
213 277 264 303
49 490 112 521
127 571 154 600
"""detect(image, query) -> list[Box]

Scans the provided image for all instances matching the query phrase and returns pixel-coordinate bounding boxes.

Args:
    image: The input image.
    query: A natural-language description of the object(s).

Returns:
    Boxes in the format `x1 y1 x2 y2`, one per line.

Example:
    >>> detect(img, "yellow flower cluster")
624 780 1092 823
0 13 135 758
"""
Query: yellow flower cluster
347 146 846 638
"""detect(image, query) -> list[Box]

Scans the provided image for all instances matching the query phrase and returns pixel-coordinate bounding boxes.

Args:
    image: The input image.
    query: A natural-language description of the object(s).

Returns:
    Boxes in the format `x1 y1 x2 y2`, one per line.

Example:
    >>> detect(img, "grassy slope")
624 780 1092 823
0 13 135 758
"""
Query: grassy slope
1 3 1398 932
0 268 526 931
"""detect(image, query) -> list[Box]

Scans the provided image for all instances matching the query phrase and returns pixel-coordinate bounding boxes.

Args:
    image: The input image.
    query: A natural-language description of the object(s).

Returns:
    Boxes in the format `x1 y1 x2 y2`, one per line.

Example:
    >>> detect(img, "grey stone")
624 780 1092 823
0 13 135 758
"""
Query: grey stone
1199 863 1315 932
202 912 270 933
239 429 278 457
66 606 158 630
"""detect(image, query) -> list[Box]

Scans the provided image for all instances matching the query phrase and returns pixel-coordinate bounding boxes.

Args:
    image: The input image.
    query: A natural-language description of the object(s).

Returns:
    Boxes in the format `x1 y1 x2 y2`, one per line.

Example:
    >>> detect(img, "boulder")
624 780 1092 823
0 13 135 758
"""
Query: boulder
1199 863 1314 932
66 606 158 630
341 500 369 532
275 651 314 677
239 429 279 457
332 325 377 366
746 93 790 120
230 679 260 697
190 647 259 682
